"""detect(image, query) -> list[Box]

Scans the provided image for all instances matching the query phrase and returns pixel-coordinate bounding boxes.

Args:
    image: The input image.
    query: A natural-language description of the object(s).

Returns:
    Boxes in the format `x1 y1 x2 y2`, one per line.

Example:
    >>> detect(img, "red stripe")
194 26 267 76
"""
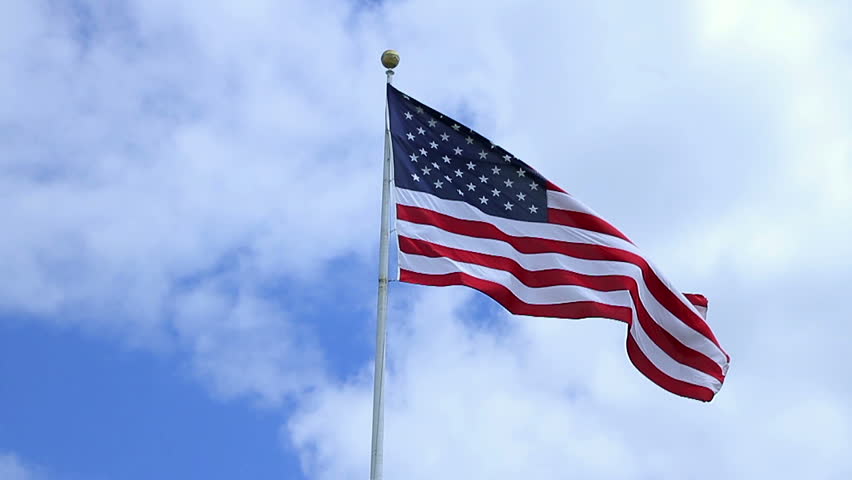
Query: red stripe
400 269 633 323
397 204 726 353
683 293 708 308
546 182 566 193
626 335 715 402
548 208 633 244
400 236 725 382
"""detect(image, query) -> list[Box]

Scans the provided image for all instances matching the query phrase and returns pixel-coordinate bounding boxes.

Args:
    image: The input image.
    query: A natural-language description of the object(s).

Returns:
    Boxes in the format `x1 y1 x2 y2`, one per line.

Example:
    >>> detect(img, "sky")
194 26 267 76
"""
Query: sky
1 0 851 479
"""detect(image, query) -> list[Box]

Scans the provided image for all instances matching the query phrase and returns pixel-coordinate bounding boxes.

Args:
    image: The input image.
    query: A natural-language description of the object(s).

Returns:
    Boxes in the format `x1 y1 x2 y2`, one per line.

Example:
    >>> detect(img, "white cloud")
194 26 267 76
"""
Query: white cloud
667 0 852 278
1 0 383 317
171 277 326 405
0 453 41 480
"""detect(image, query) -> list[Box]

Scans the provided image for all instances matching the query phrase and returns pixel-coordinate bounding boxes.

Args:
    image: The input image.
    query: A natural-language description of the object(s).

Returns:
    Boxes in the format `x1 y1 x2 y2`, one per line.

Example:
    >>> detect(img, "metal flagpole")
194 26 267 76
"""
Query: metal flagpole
370 49 399 480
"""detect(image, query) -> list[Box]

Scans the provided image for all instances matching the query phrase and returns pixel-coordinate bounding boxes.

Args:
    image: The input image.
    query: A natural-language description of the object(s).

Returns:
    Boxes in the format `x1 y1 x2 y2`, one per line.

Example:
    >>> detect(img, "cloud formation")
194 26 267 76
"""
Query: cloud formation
2 0 382 401
2 0 851 478
291 285 851 479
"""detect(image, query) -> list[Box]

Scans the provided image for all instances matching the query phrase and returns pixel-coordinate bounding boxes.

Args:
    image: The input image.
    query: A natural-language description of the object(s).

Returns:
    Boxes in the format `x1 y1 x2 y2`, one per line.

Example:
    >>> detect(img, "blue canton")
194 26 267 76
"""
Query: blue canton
387 85 548 222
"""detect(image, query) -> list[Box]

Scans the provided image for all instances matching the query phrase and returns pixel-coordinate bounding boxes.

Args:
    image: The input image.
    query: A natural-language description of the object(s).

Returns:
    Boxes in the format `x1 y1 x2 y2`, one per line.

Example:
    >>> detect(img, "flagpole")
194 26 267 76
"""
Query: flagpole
370 49 399 480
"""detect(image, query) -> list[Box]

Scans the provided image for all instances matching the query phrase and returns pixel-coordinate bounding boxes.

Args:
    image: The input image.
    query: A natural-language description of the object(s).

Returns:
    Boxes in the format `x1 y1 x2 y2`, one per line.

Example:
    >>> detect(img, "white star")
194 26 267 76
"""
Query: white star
491 188 501 197
452 124 461 131
529 182 539 191
466 161 476 170
428 119 437 127
444 175 451 181
430 141 439 149
479 175 488 183
421 166 431 175
465 136 474 144
417 127 426 135
415 106 424 114
478 150 488 159
409 153 419 163
403 95 410 100
440 133 450 141
503 154 512 162
504 202 514 211
517 168 526 177
529 205 538 214
453 147 463 155
457 189 464 196
411 173 420 182
516 192 526 201
504 178 514 188
479 196 489 204
431 162 440 169
491 166 500 175
404 112 413 120
434 179 444 189
466 183 476 191
419 148 428 156
442 155 451 163
454 169 463 177
406 132 415 141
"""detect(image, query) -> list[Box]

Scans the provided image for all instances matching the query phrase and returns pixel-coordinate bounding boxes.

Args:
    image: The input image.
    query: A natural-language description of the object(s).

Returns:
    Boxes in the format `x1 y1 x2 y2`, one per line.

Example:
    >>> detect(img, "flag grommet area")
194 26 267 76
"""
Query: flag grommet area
386 84 730 402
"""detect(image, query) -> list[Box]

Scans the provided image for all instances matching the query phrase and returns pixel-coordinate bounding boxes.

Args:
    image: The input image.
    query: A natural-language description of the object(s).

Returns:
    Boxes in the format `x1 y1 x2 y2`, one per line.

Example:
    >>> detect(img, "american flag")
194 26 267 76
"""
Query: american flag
387 85 729 401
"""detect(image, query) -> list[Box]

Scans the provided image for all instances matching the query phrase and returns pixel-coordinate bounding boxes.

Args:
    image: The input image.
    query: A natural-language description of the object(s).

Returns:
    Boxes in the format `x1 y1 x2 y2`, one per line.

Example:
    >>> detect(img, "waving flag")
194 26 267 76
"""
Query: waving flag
387 85 729 401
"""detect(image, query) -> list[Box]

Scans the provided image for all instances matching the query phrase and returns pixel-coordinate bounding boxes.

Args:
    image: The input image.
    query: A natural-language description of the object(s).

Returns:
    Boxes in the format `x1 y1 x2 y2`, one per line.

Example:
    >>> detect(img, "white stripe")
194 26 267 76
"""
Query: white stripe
397 218 729 371
396 187 640 255
547 189 602 217
399 252 633 308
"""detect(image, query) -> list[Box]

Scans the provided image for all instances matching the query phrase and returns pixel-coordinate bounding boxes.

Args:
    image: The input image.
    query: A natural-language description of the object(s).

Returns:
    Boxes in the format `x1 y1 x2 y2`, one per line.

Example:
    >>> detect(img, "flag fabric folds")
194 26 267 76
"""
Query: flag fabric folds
386 85 729 401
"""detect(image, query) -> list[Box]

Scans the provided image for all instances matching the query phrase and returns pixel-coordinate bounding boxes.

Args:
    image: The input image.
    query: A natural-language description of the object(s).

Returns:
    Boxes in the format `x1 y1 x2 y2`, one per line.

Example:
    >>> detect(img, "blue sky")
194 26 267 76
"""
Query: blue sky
2 1 852 479
0 319 300 479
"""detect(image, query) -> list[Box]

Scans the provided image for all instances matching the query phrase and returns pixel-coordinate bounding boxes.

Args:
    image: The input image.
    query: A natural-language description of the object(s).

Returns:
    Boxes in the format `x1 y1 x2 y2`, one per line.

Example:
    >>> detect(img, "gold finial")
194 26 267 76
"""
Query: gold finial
381 50 400 69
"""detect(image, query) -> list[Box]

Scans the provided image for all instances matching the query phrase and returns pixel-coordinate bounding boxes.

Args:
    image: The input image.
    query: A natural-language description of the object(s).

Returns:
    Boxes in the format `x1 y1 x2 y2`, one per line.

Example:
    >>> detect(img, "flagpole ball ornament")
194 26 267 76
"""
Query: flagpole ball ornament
381 49 400 69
